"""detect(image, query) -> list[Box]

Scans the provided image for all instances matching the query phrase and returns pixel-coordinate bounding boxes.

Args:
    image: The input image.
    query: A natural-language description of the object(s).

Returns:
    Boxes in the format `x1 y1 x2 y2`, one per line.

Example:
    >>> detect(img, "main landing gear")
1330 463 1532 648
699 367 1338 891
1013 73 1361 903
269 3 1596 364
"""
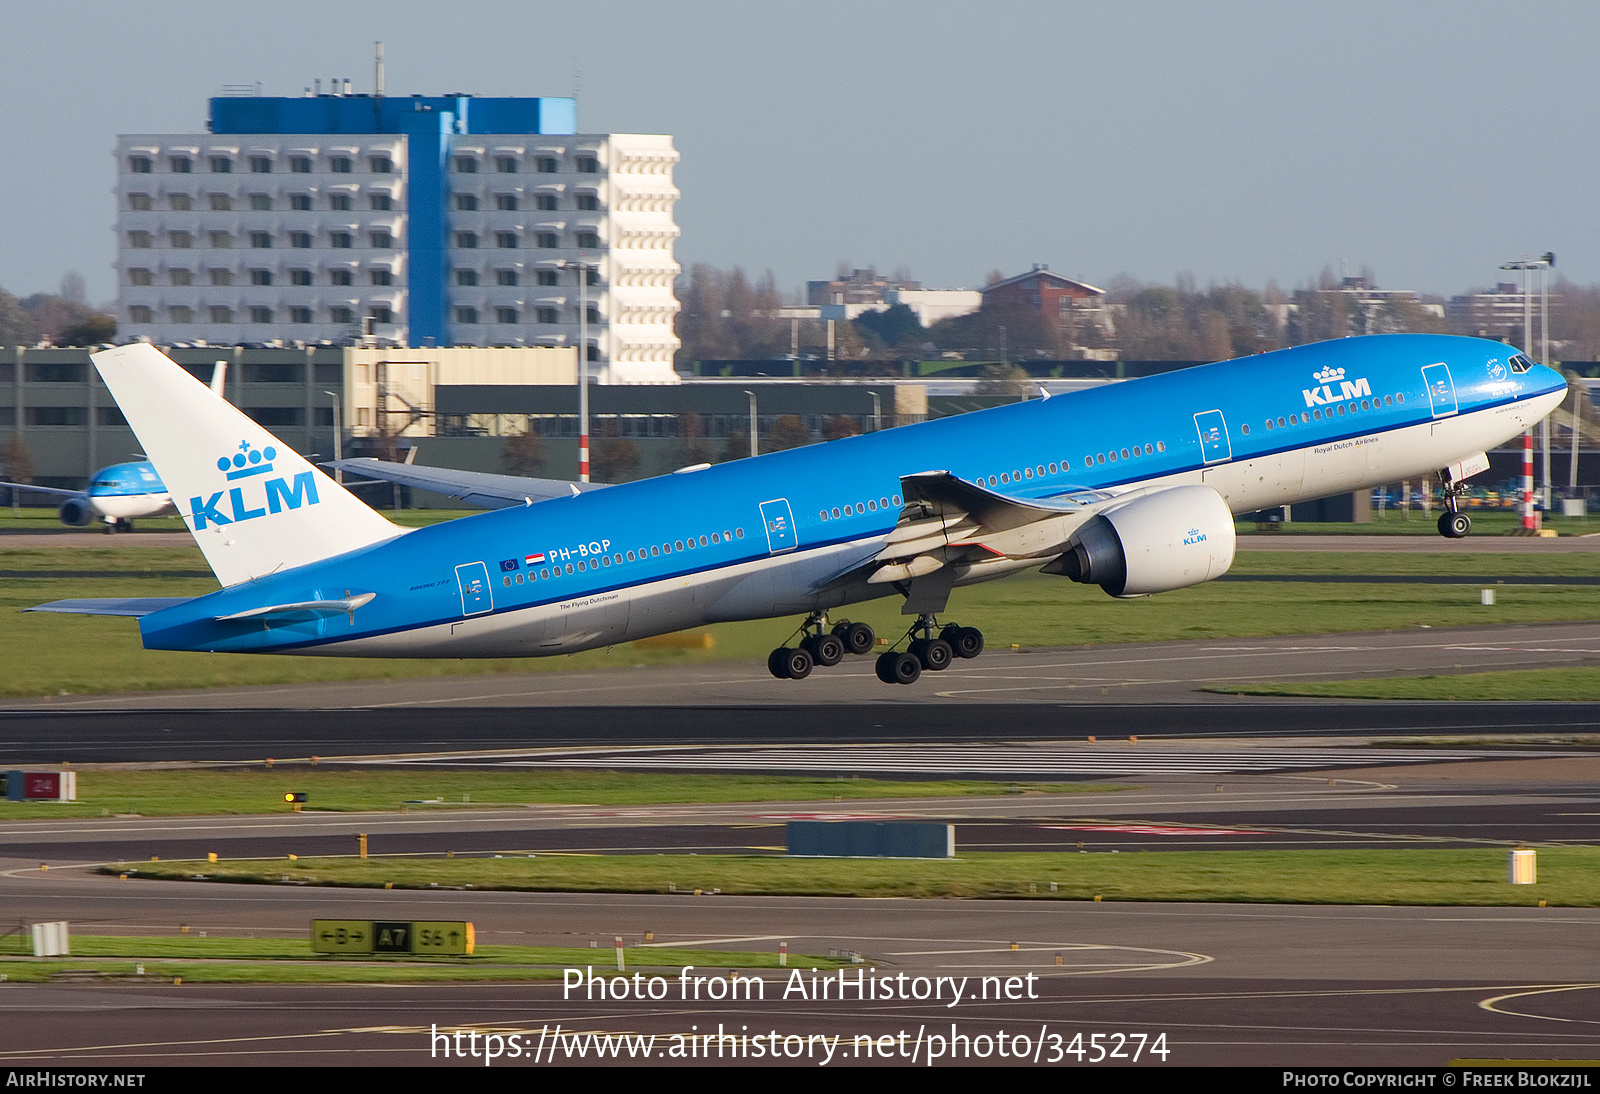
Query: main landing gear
873 615 984 686
767 612 877 680
1437 476 1472 539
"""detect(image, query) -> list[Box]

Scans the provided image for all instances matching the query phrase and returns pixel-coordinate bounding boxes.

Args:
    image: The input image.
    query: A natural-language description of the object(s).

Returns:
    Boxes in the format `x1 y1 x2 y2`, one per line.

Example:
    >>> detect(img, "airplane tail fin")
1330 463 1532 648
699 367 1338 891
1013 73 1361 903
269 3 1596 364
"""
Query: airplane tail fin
91 344 401 586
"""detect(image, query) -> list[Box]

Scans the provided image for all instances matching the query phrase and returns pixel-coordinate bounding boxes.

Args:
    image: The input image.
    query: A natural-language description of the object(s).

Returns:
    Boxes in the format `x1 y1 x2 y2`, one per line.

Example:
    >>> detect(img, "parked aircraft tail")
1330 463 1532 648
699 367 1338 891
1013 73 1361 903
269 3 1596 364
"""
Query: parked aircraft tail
90 344 401 586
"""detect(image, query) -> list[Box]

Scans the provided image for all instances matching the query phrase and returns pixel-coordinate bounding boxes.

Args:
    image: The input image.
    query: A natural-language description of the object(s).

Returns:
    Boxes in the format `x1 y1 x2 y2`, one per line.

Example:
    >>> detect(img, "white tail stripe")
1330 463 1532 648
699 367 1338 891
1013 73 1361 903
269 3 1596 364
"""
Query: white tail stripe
91 345 399 586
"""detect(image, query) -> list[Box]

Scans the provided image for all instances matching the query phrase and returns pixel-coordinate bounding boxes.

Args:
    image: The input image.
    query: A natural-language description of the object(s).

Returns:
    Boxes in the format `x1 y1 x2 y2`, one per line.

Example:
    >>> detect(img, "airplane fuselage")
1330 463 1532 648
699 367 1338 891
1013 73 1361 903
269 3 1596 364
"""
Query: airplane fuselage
136 335 1567 657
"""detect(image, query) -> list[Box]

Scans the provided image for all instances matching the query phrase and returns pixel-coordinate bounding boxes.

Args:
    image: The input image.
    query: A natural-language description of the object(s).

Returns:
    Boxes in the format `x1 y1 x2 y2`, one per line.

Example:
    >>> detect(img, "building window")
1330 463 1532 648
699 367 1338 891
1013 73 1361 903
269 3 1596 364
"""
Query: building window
27 407 86 427
290 306 313 324
536 307 558 324
289 269 312 286
576 156 598 173
329 231 353 248
535 269 558 286
535 156 557 173
210 231 232 249
575 231 599 249
127 268 152 286
128 193 152 211
329 306 354 324
249 306 273 323
455 306 479 324
210 269 232 286
456 269 478 286
289 231 312 248
249 156 271 173
536 233 558 249
127 231 152 249
371 269 393 286
586 306 600 324
330 156 352 173
534 194 557 211
369 193 392 211
496 270 518 286
250 269 272 286
496 156 518 173
455 193 478 211
576 194 599 211
495 232 518 248
585 267 600 287
250 193 272 211
210 156 232 173
496 307 518 324
209 306 233 323
330 193 351 211
168 305 192 323
290 156 312 173
454 156 478 173
128 305 153 323
289 194 311 211
169 157 191 173
168 193 191 211
330 269 353 286
370 306 393 324
168 231 192 249
170 269 191 286
370 156 392 174
249 231 272 249
370 231 393 249
129 156 153 173
455 231 479 248
493 194 518 211
209 193 231 211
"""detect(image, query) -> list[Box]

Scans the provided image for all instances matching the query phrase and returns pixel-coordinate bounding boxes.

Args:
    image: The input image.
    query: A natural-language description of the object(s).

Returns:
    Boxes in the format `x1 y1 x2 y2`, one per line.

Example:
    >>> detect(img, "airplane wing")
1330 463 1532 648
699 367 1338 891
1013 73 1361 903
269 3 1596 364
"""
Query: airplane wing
0 482 82 500
323 459 606 509
26 597 195 617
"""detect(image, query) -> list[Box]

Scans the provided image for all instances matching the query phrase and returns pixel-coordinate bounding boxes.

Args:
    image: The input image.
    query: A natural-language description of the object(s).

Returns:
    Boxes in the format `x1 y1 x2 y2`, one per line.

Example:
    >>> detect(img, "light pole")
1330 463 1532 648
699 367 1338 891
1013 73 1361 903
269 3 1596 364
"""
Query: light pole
323 390 342 484
869 390 881 433
744 390 758 458
1502 255 1555 513
576 257 589 482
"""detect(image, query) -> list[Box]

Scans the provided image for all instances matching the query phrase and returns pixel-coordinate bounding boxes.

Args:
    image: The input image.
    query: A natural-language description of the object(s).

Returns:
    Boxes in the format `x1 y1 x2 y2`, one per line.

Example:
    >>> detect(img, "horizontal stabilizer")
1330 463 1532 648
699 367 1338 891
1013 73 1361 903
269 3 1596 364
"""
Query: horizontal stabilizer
214 593 376 621
325 459 606 509
27 597 193 617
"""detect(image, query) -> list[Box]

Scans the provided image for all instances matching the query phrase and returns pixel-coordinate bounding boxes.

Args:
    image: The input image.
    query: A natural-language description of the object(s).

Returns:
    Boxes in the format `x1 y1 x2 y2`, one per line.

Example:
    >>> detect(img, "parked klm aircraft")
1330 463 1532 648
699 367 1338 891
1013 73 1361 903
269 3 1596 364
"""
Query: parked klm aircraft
31 337 1565 684
0 361 227 531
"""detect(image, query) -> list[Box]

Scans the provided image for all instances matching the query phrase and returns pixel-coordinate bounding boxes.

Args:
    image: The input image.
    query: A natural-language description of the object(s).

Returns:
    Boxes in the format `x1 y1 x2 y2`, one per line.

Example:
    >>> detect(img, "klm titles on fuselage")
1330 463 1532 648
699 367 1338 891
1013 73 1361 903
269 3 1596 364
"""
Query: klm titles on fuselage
190 441 320 529
1301 366 1372 408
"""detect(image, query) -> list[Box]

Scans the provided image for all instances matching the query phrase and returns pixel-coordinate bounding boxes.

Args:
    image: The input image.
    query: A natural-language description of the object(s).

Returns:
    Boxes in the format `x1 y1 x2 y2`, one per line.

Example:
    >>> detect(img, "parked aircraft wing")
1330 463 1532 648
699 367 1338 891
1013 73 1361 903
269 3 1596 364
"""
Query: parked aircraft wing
26 597 195 617
324 459 606 509
0 482 81 500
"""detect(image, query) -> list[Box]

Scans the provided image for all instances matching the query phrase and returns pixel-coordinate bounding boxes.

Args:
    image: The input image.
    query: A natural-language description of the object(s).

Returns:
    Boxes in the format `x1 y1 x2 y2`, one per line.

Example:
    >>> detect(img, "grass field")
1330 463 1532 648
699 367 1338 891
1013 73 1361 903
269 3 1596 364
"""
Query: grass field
1208 667 1600 702
1239 510 1600 536
0 770 1114 820
0 934 836 983
104 847 1600 906
4 544 1599 699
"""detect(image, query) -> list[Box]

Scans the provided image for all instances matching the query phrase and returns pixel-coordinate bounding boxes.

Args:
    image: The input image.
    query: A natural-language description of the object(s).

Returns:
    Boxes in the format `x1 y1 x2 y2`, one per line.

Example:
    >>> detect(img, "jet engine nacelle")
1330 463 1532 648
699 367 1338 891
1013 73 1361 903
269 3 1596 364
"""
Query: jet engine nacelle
58 498 94 527
1044 484 1236 596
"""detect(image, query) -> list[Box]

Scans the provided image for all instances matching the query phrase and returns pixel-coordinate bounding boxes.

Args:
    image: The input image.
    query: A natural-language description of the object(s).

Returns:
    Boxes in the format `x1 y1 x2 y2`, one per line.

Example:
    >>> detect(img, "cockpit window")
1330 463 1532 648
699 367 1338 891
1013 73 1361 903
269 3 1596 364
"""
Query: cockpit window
1509 354 1532 374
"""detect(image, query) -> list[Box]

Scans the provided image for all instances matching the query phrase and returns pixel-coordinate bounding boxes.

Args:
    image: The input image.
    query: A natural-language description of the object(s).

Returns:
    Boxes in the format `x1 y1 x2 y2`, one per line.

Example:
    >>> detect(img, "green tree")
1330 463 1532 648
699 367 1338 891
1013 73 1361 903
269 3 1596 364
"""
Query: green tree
975 362 1033 399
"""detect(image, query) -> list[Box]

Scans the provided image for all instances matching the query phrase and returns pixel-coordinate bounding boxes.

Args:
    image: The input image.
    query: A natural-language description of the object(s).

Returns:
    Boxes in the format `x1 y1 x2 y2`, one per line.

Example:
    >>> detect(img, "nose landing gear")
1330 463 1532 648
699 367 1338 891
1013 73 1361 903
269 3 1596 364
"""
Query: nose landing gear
1437 476 1472 539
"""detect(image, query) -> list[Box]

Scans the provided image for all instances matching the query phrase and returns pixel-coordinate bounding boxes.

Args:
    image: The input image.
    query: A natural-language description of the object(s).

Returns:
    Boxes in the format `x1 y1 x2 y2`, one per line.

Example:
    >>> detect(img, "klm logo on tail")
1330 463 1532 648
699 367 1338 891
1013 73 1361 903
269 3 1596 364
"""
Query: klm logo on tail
190 441 320 529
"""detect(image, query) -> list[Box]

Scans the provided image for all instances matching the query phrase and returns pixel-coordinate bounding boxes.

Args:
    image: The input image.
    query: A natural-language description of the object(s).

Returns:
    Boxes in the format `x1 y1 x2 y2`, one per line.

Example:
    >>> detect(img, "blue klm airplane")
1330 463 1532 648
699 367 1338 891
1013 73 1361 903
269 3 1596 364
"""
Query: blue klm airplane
30 337 1565 684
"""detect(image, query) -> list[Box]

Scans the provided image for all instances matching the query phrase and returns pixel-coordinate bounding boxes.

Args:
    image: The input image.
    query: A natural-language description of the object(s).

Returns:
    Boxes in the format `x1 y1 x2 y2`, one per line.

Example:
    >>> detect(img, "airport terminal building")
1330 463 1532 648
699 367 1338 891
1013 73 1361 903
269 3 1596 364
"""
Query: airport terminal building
112 92 681 383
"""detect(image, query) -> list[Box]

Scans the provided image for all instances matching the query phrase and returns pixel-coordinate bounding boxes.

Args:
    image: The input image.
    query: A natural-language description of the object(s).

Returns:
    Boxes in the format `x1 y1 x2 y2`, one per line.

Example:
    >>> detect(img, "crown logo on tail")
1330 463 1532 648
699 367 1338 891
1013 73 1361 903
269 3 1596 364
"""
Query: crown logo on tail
216 440 278 481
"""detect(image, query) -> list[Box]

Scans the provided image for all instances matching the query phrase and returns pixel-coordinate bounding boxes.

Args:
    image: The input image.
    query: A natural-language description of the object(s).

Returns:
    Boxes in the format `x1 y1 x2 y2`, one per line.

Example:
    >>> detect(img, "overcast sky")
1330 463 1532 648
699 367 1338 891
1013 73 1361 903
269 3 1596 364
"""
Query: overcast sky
2 0 1594 304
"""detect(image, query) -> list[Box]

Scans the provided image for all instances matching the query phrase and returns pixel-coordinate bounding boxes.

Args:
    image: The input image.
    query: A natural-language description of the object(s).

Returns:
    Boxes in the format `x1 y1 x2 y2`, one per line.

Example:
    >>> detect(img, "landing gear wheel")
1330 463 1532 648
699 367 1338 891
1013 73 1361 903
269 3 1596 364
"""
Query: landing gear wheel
941 625 984 659
768 648 791 679
117 519 133 533
782 646 814 680
802 633 845 667
875 651 921 685
910 637 953 672
1438 511 1471 539
836 621 876 656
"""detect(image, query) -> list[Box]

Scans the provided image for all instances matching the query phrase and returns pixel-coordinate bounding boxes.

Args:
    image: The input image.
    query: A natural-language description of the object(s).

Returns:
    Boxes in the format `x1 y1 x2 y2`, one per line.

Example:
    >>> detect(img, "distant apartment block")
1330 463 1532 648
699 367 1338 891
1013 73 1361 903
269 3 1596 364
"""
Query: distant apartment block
114 92 681 383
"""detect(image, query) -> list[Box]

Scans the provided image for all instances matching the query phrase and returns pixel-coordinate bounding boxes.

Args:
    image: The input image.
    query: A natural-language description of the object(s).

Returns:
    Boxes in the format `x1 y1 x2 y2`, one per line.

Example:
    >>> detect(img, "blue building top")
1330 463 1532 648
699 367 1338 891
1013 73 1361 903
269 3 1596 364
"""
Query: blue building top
209 95 578 136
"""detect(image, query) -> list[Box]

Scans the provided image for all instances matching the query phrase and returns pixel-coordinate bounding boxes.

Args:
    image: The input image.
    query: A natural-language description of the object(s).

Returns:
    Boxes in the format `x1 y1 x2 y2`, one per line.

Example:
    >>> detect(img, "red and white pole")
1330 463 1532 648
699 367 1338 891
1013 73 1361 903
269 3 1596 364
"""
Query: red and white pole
1523 430 1537 530
579 433 590 482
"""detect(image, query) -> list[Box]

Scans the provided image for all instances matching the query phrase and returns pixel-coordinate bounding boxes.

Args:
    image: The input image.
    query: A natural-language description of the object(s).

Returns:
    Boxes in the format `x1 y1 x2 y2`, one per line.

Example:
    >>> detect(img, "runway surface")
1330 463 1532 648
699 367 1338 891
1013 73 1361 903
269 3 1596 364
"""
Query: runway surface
8 620 1600 717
